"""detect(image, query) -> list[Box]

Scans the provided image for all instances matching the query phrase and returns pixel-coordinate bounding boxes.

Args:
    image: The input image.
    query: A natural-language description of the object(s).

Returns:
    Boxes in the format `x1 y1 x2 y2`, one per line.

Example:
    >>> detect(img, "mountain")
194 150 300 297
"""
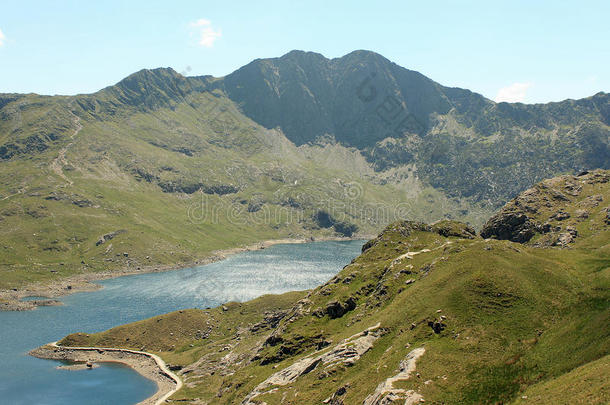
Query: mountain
215 50 609 203
0 50 608 291
42 170 610 404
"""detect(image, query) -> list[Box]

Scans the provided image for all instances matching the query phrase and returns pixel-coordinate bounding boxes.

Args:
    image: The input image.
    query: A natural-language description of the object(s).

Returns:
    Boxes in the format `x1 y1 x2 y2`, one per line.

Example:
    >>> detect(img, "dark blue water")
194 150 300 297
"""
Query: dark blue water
0 240 363 405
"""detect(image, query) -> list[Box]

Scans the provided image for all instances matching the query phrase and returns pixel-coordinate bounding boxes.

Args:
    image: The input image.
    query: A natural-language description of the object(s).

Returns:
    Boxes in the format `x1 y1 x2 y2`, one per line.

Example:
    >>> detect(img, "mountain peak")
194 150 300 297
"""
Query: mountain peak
99 66 201 111
222 49 449 147
118 67 182 84
277 49 391 67
335 49 389 62
280 49 328 61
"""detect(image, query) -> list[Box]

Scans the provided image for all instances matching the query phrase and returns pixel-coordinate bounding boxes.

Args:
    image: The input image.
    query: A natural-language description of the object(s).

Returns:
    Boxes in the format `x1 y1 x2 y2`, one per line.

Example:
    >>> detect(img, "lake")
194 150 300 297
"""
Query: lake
0 240 363 405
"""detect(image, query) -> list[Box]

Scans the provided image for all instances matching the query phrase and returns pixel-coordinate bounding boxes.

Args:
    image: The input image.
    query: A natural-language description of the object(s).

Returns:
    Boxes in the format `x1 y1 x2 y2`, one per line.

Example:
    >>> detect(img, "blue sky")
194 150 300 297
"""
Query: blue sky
0 0 608 103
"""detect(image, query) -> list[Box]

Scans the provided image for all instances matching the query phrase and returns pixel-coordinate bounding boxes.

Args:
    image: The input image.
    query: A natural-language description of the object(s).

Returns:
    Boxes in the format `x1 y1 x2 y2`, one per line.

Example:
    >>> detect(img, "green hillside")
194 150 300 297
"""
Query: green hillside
57 170 610 404
0 72 467 290
0 50 608 290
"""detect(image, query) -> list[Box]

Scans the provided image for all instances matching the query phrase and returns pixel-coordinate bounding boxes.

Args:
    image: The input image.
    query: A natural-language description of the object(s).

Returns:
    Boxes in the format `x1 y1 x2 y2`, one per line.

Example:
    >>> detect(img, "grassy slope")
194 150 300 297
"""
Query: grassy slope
60 171 609 404
1 86 491 290
512 355 609 404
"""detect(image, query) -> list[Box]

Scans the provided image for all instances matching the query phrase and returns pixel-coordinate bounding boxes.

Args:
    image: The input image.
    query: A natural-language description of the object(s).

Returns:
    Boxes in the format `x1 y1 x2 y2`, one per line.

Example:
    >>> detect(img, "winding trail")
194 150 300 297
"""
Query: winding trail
2 107 81 201
388 241 454 270
0 187 26 201
363 347 426 405
31 341 182 405
50 110 82 186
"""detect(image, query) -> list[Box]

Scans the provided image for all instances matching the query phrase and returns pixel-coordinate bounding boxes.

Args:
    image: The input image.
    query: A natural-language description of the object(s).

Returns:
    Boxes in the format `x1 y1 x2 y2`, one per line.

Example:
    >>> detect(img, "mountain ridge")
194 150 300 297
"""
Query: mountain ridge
3 50 607 105
86 50 609 205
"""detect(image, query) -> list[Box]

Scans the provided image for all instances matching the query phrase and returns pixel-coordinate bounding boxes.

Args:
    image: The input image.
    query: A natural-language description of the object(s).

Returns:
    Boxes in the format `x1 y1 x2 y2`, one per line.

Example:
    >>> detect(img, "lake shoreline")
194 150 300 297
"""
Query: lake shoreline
0 235 369 311
30 342 182 405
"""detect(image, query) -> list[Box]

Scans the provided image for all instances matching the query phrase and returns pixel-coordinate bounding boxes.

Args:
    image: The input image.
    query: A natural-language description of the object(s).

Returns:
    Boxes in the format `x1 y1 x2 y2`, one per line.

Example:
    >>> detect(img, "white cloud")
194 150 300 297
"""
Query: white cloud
190 18 211 27
495 82 533 103
0 29 6 46
189 19 221 48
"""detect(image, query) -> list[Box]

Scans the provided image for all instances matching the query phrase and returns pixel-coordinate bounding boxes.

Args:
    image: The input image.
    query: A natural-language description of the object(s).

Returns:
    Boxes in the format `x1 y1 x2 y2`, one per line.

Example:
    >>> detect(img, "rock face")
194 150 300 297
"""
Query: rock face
217 50 610 204
325 297 357 319
480 211 537 243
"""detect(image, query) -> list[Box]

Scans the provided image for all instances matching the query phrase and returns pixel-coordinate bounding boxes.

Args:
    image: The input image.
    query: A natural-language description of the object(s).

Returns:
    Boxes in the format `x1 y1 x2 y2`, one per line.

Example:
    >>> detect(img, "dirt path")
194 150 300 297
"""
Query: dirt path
31 342 182 405
50 110 82 186
1 186 26 201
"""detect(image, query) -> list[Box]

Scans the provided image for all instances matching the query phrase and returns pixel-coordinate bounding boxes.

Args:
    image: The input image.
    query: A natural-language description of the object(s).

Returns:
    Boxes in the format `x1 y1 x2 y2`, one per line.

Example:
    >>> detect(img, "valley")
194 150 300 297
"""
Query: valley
35 170 610 404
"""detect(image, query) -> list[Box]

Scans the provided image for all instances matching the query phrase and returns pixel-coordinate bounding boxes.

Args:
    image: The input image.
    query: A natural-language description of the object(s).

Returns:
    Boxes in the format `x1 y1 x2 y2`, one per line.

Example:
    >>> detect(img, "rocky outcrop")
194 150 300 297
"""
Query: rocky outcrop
158 181 239 195
324 297 357 319
243 324 383 405
480 210 538 243
249 310 288 333
313 210 359 237
431 220 477 239
363 220 477 254
481 170 609 244
363 347 426 405
95 229 127 246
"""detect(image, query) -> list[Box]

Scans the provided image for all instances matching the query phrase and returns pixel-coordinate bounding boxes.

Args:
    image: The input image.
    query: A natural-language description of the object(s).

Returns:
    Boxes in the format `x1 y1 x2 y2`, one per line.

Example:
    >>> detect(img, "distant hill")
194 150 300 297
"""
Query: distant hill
0 50 608 289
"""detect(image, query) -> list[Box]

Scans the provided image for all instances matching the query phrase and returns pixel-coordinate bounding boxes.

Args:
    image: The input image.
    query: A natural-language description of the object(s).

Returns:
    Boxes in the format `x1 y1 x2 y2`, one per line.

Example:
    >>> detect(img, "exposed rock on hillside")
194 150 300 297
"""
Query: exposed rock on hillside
363 347 426 405
323 297 357 319
481 169 609 245
95 230 126 246
215 50 610 203
243 323 383 405
362 219 475 253
313 210 359 237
